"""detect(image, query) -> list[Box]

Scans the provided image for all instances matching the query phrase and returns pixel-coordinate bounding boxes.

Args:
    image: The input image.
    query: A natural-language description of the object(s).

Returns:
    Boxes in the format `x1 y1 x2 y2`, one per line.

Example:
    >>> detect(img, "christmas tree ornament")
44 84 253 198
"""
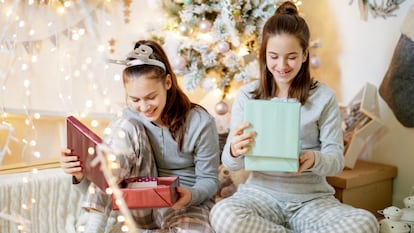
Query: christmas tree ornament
310 55 321 69
179 23 191 36
232 9 242 22
215 100 229 115
199 19 212 33
217 41 230 53
172 55 187 71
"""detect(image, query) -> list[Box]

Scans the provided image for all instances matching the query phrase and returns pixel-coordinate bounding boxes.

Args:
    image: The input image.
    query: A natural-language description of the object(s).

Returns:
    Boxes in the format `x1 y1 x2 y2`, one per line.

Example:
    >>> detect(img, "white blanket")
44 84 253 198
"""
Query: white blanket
0 168 85 233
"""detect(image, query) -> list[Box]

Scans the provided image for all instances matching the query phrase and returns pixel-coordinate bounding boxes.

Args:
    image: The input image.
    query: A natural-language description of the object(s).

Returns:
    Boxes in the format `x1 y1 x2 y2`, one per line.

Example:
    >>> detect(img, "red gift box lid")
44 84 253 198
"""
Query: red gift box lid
112 176 180 209
66 116 108 192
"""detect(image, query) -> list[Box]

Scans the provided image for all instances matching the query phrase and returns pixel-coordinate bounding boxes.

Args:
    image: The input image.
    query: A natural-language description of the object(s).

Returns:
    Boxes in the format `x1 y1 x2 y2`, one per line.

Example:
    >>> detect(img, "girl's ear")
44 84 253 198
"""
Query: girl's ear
165 74 172 90
303 48 309 63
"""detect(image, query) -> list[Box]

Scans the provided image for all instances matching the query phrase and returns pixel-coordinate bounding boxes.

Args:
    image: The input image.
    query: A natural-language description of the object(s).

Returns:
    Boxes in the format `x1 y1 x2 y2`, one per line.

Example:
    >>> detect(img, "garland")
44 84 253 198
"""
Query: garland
351 0 407 20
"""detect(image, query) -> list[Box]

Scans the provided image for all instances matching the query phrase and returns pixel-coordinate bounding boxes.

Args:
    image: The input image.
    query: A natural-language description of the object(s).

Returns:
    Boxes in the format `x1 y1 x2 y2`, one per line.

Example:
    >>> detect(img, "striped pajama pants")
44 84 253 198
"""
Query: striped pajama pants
210 185 379 233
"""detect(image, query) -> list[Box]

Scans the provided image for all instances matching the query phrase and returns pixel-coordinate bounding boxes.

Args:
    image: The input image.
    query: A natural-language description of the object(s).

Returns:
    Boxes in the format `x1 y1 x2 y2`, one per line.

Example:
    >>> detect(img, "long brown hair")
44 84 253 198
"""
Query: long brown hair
252 1 316 104
122 39 198 151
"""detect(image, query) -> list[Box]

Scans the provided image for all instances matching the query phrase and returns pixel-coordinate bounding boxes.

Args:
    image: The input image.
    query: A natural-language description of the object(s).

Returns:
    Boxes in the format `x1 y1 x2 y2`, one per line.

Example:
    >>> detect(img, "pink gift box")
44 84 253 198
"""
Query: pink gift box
112 176 180 209
66 116 108 192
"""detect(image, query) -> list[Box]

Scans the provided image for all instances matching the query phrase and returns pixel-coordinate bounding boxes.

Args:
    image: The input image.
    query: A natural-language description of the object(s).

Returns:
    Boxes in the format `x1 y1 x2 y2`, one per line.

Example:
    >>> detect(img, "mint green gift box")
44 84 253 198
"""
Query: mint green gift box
244 99 301 172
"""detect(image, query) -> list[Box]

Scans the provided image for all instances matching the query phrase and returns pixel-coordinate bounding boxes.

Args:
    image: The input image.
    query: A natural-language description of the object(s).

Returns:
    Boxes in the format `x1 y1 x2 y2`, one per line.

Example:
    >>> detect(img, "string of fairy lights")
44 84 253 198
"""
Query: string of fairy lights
0 1 137 232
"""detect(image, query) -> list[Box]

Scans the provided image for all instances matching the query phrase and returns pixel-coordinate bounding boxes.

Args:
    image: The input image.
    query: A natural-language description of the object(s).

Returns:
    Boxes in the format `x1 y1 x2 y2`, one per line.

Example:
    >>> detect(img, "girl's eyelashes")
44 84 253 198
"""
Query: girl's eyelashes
130 95 156 103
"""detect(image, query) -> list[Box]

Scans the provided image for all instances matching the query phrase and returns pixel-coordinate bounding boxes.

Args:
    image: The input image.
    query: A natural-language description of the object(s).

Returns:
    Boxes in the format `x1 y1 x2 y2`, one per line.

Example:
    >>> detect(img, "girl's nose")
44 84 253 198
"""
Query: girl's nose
140 102 149 112
280 58 289 68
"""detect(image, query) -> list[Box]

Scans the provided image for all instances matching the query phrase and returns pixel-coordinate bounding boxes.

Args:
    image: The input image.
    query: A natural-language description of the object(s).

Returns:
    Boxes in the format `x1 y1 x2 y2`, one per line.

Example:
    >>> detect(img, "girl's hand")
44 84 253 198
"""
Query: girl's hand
230 122 256 157
60 148 84 182
296 150 315 174
171 186 192 210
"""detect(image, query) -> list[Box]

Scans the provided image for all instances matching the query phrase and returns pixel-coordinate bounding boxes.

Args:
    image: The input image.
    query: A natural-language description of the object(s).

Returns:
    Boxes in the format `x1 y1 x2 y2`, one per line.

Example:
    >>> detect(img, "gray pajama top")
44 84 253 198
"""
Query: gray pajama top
122 107 220 206
222 80 345 202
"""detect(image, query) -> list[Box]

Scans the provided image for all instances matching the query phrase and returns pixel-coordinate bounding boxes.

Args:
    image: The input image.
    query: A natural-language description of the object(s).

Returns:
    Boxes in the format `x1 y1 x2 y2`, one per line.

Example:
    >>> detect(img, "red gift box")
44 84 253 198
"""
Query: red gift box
66 116 108 192
112 177 180 209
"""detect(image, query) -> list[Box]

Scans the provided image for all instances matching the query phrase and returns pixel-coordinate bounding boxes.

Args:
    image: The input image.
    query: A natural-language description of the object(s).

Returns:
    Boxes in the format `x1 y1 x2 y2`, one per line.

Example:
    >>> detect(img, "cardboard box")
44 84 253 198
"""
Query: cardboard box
244 99 301 172
341 83 383 169
327 160 397 217
112 176 180 209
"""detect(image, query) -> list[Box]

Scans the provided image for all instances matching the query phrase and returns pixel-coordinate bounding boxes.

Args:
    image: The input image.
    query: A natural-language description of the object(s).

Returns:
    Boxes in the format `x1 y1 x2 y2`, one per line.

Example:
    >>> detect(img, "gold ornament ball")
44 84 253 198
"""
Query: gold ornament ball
179 24 191 36
233 9 241 17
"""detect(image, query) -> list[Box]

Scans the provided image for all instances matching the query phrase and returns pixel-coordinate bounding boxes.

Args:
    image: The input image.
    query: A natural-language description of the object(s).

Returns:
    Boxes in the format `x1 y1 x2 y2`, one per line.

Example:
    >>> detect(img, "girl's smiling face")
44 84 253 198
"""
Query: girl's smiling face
266 33 308 91
125 72 171 126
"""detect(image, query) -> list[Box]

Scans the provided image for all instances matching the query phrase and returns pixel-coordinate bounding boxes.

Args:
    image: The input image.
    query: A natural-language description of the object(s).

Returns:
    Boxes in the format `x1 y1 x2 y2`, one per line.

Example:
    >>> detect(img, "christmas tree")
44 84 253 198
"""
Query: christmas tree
147 0 290 97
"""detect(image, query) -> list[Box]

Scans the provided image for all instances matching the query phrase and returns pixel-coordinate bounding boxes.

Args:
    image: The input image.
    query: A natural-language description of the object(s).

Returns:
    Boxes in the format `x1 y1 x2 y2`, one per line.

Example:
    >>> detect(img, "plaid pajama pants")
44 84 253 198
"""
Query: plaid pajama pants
107 201 215 233
210 185 379 233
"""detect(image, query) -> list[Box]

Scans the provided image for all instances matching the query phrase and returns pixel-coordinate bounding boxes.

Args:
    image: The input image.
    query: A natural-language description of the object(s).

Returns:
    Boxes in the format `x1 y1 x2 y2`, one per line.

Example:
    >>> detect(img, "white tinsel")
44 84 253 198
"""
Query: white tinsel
179 6 196 23
211 16 232 42
183 62 203 92
223 52 241 70
201 77 216 91
201 51 218 67
234 60 259 83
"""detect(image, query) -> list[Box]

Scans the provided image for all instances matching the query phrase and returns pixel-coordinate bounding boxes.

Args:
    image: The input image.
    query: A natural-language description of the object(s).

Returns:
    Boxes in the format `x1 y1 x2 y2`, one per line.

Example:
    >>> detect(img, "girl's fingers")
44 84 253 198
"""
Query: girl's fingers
61 155 78 163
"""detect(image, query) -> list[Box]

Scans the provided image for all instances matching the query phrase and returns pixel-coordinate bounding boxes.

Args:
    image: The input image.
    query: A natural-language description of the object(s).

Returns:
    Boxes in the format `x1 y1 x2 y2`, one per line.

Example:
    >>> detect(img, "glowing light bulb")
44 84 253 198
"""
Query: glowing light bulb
91 120 99 127
121 225 129 232
71 33 80 40
117 215 125 222
87 147 95 155
85 99 93 108
106 188 113 195
104 127 112 135
34 151 40 158
108 154 116 162
64 1 71 7
97 45 105 53
30 140 36 146
57 6 65 14
23 79 30 88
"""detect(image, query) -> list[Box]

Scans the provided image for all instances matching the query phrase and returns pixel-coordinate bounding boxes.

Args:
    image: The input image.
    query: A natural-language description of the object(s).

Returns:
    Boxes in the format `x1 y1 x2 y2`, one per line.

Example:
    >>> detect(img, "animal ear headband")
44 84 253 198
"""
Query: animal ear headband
107 44 166 71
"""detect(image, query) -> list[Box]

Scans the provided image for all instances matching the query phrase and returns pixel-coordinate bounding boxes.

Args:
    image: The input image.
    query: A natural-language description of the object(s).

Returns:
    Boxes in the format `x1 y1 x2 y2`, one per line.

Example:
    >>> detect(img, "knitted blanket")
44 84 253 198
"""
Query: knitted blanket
0 168 84 233
379 5 414 127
